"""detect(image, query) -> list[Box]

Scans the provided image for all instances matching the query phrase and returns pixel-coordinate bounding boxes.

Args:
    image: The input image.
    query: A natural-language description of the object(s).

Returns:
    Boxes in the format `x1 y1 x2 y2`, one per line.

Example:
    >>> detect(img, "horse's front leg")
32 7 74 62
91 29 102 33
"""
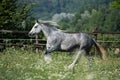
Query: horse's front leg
44 50 52 64
68 50 85 70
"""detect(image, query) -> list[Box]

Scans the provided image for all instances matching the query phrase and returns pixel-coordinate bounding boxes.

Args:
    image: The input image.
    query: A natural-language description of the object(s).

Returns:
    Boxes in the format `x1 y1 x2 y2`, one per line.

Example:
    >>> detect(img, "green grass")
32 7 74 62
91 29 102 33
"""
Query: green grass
0 48 120 80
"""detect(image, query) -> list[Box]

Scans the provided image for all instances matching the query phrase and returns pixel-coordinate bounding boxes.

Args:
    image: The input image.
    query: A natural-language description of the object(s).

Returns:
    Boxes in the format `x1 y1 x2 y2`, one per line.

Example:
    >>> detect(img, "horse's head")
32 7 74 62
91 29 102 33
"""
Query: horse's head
28 20 59 37
28 20 42 37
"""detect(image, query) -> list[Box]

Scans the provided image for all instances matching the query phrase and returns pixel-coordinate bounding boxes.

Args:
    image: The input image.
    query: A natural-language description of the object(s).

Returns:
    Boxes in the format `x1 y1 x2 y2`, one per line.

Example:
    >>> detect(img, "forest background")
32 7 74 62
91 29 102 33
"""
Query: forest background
0 0 120 38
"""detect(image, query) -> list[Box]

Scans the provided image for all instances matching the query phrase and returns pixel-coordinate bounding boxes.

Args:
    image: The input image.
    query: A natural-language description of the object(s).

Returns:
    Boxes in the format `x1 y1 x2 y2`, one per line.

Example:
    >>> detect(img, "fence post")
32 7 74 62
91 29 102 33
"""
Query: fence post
35 34 39 53
93 27 98 56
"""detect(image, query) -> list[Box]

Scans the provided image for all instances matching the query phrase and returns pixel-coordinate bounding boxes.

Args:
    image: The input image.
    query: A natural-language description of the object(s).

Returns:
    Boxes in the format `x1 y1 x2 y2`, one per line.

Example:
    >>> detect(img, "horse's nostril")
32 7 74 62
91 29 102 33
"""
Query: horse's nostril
47 46 51 50
48 47 50 49
28 33 32 37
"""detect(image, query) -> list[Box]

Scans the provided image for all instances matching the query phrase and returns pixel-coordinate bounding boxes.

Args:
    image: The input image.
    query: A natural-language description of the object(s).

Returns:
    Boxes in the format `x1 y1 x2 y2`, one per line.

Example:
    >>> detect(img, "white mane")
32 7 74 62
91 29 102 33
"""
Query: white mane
38 20 59 27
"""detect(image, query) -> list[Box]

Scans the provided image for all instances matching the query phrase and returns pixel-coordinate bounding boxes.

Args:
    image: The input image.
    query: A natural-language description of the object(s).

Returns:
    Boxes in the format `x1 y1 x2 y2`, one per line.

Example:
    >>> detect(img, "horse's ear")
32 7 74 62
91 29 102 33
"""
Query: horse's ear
36 20 39 23
36 20 42 24
35 20 38 23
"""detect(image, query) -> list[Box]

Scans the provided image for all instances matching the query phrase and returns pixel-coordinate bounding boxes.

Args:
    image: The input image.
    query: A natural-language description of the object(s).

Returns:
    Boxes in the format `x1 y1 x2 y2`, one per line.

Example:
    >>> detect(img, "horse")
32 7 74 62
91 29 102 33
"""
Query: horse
28 20 107 69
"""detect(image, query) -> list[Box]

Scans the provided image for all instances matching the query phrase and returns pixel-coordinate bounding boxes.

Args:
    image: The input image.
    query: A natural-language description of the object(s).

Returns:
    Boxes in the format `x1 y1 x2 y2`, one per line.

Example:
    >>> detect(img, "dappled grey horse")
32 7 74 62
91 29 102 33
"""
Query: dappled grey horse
28 20 107 69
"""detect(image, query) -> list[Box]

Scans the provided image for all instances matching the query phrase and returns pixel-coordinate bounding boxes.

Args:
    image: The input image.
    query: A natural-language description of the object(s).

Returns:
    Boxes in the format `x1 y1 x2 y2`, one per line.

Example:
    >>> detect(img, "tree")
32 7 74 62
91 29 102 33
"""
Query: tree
0 0 34 30
104 9 120 31
0 0 34 39
110 0 120 9
14 2 34 30
0 0 16 29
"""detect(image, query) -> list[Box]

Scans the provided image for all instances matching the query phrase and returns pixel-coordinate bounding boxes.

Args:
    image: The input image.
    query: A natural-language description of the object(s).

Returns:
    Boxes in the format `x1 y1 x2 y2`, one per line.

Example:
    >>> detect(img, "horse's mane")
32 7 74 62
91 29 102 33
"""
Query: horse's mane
37 19 67 32
37 20 59 27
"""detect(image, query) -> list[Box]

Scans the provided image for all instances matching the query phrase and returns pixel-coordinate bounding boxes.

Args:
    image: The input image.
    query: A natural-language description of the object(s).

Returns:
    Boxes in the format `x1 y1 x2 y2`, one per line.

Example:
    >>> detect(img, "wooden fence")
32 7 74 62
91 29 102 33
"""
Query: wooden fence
0 29 120 53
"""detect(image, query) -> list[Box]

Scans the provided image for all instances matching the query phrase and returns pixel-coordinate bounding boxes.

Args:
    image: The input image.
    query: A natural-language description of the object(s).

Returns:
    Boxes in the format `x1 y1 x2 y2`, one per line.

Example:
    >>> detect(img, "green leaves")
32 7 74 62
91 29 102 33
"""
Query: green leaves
61 6 120 32
110 0 120 9
0 0 34 30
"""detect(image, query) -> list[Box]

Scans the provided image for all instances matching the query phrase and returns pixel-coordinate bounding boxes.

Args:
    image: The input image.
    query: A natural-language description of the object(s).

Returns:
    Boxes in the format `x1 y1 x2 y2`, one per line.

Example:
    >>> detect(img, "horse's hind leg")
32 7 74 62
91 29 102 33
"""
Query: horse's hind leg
68 49 85 70
85 49 95 69
85 49 94 61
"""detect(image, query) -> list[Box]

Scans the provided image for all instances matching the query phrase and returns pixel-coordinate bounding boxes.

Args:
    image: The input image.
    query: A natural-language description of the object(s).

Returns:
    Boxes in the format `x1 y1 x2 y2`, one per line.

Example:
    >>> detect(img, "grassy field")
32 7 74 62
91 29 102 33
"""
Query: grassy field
0 47 120 80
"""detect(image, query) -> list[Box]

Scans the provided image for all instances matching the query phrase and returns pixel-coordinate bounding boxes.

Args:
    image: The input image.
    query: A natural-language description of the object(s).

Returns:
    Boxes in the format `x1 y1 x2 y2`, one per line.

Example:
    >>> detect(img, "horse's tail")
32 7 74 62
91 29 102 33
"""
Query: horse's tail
92 39 108 60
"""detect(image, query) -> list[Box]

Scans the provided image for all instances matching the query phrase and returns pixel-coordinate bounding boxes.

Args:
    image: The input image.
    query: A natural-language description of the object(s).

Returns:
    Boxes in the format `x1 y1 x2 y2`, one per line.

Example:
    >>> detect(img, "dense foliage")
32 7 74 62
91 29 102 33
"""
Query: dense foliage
0 0 34 30
60 7 120 32
0 0 35 39
24 0 119 32
110 0 120 9
30 0 112 19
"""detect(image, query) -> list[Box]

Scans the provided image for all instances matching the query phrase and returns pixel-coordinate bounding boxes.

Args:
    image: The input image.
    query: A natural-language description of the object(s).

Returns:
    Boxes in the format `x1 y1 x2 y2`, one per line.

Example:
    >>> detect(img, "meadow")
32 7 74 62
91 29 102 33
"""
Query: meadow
0 47 120 80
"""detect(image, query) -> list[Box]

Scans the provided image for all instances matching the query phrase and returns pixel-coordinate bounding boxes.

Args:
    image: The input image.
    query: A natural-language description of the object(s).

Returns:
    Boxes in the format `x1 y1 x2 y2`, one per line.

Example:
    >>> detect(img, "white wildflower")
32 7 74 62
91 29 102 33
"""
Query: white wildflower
86 73 95 80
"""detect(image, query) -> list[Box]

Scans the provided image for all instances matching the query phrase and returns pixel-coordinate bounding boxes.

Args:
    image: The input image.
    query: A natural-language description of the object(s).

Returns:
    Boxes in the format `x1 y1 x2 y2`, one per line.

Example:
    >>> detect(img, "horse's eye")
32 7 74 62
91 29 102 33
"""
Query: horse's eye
34 26 38 28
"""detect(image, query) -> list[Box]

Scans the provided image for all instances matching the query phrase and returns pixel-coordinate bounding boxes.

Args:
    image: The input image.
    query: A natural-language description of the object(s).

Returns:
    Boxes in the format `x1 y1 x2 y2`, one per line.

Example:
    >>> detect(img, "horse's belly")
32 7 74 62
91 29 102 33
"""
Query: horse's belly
60 36 80 51
60 44 80 51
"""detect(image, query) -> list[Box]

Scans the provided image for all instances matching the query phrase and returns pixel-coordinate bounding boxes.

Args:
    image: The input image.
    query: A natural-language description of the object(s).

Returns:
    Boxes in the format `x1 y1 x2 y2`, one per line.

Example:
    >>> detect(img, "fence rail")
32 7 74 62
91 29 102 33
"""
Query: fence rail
0 30 28 33
0 29 120 53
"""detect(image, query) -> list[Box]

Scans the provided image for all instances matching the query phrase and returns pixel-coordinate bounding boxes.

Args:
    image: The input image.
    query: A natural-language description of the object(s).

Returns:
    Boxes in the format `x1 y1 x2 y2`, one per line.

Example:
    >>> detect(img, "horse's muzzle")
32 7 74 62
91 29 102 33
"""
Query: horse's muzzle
28 32 34 37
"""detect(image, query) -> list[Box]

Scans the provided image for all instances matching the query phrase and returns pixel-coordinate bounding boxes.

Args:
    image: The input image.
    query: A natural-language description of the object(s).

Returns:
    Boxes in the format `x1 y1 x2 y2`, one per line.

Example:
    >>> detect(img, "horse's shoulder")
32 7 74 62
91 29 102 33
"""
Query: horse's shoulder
52 31 64 37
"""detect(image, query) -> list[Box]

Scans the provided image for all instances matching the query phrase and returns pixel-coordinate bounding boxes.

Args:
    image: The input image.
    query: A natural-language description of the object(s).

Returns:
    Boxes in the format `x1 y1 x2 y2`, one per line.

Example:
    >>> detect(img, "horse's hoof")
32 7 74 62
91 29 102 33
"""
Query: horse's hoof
68 64 74 70
44 55 52 64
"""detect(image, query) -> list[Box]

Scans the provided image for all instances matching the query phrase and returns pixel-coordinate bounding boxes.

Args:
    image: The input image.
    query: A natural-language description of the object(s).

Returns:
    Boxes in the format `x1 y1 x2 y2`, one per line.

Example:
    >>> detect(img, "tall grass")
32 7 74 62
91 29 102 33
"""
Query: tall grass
0 47 120 80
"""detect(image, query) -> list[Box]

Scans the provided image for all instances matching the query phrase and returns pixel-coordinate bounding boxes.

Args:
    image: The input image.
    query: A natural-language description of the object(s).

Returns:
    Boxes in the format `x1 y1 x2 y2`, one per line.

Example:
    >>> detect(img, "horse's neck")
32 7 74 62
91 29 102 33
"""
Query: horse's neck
41 26 50 38
41 25 57 38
